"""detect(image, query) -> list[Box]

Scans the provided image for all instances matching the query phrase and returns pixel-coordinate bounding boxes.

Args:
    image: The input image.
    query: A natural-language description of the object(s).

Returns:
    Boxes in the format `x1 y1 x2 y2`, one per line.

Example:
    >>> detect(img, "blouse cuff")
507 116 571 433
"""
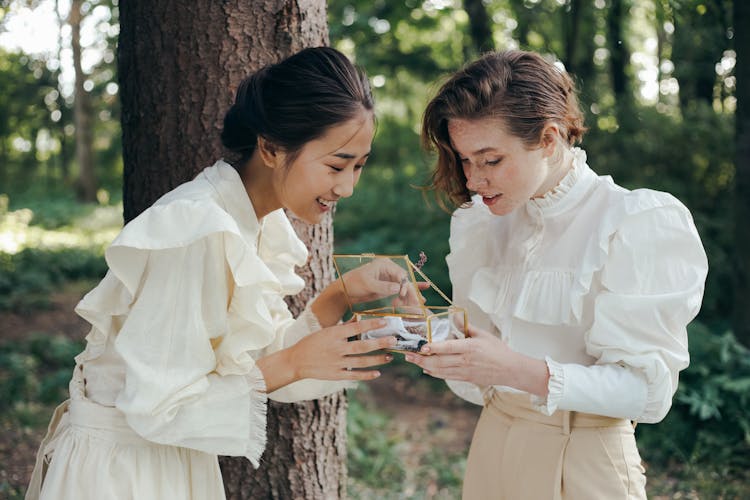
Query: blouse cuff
530 356 565 416
244 364 268 468
637 370 664 423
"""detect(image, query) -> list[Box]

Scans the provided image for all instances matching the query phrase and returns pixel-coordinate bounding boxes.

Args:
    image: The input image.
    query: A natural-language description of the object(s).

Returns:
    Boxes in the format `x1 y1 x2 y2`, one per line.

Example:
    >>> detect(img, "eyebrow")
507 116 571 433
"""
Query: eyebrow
455 146 498 158
470 147 497 156
333 152 371 159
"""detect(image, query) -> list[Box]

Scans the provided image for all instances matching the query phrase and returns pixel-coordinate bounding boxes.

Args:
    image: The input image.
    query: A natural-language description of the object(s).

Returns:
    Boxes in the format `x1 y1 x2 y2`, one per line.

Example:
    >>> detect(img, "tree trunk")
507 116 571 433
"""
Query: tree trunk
220 209 349 499
118 1 349 497
562 0 581 74
607 0 629 101
672 0 728 111
561 0 595 98
508 0 531 48
70 0 97 202
463 0 494 55
654 0 668 105
55 0 71 184
734 0 750 347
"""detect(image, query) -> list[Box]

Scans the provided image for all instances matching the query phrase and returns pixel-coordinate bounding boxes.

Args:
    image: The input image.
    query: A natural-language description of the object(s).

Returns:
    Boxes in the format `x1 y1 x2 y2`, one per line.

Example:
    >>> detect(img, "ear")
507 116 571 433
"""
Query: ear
539 124 561 159
257 136 284 169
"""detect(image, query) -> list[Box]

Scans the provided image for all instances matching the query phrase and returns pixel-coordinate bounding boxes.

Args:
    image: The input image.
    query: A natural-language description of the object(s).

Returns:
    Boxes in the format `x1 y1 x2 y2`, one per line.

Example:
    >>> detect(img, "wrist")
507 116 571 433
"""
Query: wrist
256 347 299 393
501 350 549 397
312 279 348 327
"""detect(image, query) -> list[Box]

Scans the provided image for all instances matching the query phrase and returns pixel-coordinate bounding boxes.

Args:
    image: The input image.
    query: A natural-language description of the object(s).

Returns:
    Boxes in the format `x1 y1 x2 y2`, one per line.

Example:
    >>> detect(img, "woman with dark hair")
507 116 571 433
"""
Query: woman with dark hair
27 47 406 500
406 50 708 499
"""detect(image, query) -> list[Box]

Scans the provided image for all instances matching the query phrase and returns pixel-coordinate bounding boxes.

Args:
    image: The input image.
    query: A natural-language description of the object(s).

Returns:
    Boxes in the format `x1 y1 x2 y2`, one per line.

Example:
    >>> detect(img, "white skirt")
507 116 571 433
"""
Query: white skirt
27 369 226 500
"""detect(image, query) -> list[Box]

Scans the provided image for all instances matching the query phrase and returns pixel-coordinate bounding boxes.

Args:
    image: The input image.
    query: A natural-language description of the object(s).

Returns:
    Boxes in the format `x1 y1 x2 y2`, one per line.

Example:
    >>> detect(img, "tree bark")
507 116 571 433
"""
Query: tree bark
118 1 349 497
734 0 750 347
561 0 595 98
463 0 494 54
220 209 348 499
70 0 97 201
607 0 629 101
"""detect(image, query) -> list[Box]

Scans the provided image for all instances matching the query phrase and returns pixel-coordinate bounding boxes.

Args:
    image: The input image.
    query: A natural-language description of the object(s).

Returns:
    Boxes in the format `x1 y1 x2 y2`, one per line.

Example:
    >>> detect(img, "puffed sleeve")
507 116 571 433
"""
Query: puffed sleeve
537 195 708 423
112 237 269 466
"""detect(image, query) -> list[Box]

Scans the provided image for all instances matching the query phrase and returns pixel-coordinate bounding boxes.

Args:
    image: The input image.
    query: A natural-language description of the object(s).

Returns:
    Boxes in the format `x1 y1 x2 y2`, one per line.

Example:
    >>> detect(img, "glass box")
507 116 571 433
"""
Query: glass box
332 254 468 353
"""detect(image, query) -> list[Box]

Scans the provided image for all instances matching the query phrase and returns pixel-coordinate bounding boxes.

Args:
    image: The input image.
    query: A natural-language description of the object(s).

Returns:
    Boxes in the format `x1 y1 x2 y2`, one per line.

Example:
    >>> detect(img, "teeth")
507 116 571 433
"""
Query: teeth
317 198 334 207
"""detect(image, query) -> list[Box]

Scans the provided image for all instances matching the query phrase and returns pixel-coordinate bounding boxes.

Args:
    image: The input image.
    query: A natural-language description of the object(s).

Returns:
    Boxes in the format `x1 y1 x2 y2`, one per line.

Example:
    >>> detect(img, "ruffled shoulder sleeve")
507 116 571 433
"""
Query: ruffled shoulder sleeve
584 188 708 422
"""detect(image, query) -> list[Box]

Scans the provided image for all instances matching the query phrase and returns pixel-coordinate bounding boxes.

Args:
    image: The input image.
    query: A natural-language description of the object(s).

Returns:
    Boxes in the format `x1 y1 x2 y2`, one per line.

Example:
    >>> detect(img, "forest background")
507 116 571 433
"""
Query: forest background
1 0 748 498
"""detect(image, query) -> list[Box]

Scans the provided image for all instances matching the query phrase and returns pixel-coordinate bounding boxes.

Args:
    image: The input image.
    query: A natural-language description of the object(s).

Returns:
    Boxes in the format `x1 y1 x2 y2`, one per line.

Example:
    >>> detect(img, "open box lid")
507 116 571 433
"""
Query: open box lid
332 253 453 316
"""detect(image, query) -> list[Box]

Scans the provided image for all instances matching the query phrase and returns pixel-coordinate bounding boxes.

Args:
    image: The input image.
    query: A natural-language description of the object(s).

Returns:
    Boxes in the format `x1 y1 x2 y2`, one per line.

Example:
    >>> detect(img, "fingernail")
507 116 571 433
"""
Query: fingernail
390 284 401 295
420 345 430 353
385 355 393 362
372 371 381 378
404 354 413 362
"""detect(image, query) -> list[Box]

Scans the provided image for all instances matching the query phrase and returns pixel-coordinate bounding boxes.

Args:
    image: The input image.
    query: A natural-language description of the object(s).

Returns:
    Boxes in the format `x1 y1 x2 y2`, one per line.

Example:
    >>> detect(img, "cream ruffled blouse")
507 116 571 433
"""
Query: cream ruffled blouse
72 160 346 467
445 148 708 423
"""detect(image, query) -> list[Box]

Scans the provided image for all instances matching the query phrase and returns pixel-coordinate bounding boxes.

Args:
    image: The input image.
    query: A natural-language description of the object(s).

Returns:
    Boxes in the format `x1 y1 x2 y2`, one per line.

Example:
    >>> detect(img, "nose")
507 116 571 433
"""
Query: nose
464 164 485 191
333 170 356 198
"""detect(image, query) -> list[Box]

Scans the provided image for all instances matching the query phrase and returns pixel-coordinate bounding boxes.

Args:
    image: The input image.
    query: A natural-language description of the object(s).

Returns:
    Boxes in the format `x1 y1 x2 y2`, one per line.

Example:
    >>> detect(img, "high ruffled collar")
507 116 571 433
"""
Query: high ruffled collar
526 147 596 217
204 160 262 241
203 160 308 290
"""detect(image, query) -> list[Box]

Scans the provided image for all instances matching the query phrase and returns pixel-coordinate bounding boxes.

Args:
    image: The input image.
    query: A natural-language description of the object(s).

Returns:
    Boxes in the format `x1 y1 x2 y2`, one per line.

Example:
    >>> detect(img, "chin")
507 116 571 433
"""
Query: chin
489 205 516 216
299 211 325 225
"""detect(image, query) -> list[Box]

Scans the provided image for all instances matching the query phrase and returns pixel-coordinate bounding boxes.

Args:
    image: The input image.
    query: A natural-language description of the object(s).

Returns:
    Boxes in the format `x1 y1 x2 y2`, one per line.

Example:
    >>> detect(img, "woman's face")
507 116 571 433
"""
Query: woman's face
274 109 375 224
447 117 554 216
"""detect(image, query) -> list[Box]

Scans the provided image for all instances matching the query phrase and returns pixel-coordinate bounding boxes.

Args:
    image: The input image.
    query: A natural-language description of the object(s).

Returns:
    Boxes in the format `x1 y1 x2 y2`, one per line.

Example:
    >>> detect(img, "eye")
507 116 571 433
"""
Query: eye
485 158 502 166
327 165 345 172
354 164 365 171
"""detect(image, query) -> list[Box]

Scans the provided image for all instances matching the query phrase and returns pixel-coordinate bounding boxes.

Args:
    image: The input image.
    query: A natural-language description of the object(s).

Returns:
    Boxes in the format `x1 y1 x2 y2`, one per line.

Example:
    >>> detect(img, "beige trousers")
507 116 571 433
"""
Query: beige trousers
462 391 647 500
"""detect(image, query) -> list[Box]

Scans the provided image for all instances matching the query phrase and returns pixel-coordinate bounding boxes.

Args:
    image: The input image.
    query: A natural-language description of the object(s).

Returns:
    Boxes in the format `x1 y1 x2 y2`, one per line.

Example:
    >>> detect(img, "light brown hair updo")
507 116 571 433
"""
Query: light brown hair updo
421 50 587 209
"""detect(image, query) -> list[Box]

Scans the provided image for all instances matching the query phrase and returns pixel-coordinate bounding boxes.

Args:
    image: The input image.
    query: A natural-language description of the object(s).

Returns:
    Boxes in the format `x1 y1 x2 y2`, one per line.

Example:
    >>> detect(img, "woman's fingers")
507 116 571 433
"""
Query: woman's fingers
339 369 383 381
329 318 386 340
343 352 394 369
345 335 397 354
406 352 465 370
418 338 470 355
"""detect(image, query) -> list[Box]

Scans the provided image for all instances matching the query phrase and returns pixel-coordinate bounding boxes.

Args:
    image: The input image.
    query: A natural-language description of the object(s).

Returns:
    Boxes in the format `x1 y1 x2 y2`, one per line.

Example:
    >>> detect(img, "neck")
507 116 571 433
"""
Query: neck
238 151 281 220
533 147 574 198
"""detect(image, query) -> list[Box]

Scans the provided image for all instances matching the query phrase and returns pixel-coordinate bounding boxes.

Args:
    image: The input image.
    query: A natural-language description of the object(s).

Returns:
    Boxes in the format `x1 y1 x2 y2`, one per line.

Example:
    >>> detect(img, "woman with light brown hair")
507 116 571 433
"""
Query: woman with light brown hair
406 50 708 499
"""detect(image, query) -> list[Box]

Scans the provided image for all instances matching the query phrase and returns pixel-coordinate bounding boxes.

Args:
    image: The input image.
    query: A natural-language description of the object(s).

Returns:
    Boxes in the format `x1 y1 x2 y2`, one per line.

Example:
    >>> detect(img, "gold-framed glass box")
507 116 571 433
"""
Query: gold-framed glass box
332 254 468 353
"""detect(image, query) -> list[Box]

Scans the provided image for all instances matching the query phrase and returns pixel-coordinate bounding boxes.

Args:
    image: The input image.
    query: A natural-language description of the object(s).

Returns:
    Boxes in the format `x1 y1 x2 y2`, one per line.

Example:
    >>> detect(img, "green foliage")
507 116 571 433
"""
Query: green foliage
0 193 117 310
0 247 107 311
637 322 750 476
0 1 122 196
0 334 83 415
347 394 406 487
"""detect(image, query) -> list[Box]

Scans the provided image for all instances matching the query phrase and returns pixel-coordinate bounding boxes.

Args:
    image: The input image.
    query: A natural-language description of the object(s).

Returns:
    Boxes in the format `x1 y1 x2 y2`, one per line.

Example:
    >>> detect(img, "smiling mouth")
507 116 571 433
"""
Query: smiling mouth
317 197 336 208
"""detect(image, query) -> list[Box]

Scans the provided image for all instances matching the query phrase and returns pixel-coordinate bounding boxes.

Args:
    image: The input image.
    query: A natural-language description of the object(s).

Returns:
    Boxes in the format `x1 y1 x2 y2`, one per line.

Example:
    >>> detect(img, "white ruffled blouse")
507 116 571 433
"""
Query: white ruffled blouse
73 160 346 467
445 148 708 423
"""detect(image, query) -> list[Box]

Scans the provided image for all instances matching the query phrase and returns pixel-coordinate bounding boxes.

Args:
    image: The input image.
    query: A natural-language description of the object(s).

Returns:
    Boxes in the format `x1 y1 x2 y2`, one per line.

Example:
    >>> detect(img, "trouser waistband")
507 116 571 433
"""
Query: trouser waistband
486 389 630 435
